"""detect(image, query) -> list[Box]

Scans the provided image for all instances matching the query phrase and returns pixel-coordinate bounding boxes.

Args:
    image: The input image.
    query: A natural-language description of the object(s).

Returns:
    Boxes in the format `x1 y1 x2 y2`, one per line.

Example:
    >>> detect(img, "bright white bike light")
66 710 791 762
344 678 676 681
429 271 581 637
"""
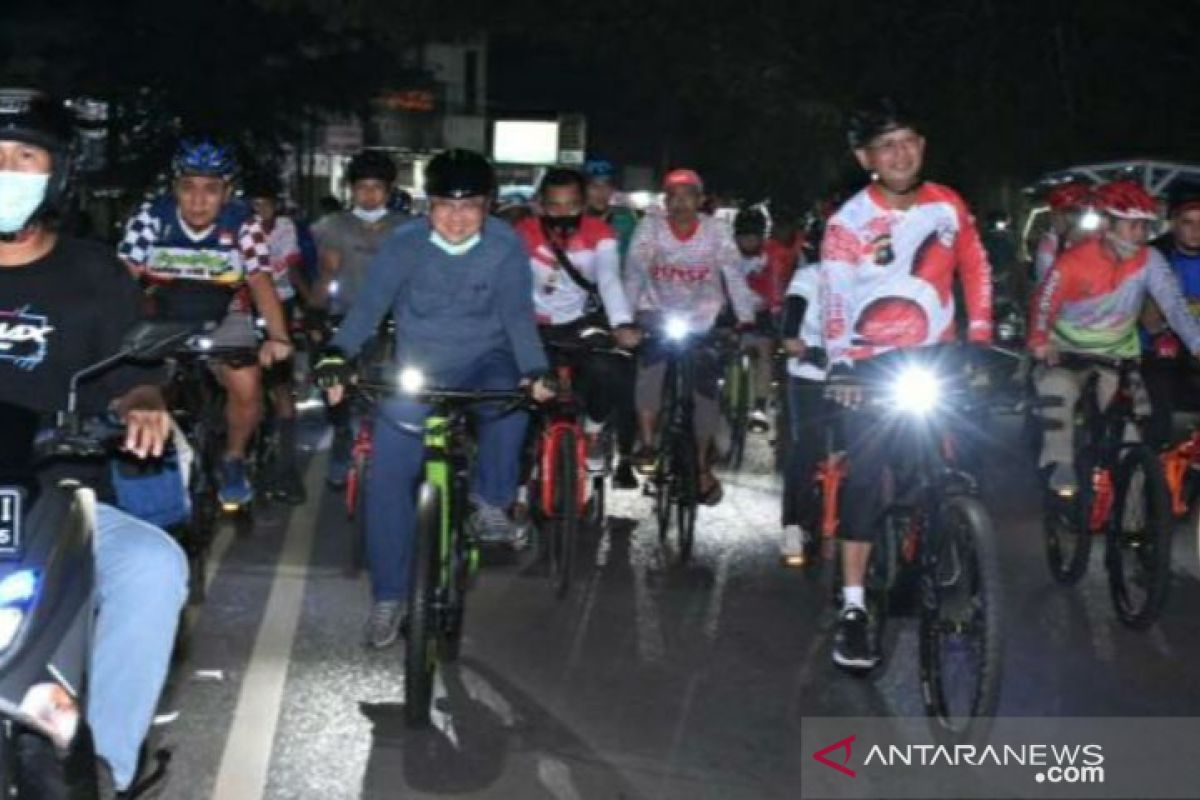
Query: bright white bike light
891 366 941 415
328 280 340 297
399 367 426 395
664 315 691 342
1079 208 1102 232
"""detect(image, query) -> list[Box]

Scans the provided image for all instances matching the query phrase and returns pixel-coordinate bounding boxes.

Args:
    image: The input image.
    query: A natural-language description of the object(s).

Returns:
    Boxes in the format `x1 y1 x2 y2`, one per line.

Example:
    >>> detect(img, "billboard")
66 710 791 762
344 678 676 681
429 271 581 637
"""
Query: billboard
492 120 559 165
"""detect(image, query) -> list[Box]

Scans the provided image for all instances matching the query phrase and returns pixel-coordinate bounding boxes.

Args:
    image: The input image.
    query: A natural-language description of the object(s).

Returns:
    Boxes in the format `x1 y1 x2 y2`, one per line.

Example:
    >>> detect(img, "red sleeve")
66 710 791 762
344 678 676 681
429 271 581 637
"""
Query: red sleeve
950 194 993 343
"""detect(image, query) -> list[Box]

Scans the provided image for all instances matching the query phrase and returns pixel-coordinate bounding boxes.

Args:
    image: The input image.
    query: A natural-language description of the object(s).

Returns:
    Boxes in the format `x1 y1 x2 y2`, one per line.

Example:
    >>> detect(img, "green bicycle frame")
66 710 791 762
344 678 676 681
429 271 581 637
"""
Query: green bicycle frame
422 412 478 585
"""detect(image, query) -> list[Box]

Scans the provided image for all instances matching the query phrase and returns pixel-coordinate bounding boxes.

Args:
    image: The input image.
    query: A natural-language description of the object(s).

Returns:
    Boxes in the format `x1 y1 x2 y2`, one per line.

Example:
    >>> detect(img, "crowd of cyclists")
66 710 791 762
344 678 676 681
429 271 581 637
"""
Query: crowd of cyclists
6 84 1200 792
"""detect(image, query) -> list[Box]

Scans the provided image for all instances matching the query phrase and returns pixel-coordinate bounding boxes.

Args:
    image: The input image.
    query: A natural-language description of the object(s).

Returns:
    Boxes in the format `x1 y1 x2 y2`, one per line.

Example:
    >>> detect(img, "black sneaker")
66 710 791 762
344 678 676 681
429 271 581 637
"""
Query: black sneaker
613 460 639 490
832 606 880 671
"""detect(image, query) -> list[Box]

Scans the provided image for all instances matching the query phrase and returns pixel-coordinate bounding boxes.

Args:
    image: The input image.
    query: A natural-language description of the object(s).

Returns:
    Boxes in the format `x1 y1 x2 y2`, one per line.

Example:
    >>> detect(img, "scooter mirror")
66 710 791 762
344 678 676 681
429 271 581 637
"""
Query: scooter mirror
120 321 207 361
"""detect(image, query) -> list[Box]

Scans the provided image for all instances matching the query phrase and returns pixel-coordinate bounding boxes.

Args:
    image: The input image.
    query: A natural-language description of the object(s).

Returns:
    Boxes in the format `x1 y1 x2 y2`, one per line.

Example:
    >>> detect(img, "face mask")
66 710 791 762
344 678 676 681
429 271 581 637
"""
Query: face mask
0 171 49 234
542 214 582 238
352 206 388 223
429 230 480 256
1105 231 1140 260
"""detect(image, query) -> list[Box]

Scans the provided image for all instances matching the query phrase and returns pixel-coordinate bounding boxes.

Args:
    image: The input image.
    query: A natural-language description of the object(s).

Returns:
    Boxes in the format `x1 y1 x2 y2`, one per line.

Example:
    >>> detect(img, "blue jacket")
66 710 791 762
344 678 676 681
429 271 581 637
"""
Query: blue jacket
331 217 548 379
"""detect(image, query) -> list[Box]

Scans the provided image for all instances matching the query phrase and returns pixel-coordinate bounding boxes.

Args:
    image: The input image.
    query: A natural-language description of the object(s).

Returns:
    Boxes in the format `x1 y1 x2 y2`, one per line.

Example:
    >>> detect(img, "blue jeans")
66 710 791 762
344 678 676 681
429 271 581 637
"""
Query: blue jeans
366 351 529 602
92 503 189 790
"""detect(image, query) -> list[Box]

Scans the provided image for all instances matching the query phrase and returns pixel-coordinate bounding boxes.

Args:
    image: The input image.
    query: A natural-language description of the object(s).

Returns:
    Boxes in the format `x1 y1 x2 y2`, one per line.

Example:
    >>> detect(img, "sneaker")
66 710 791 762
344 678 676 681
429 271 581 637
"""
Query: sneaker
585 433 606 474
832 606 880 670
613 460 639 490
364 600 405 649
511 502 533 546
1048 462 1078 496
218 458 253 508
469 500 516 544
780 525 808 567
631 445 656 473
748 408 771 433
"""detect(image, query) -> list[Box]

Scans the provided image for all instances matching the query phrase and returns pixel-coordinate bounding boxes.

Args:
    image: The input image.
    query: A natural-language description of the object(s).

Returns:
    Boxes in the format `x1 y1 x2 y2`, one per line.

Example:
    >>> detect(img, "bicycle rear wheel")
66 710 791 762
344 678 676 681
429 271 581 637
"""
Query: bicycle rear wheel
549 428 579 599
919 496 1003 743
1108 444 1172 629
1043 451 1094 585
404 482 441 728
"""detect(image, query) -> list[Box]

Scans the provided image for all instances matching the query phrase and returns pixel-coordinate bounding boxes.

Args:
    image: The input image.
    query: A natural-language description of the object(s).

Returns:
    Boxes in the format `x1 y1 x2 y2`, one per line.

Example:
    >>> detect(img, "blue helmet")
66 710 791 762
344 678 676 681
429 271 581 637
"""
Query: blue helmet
583 158 617 182
172 137 237 179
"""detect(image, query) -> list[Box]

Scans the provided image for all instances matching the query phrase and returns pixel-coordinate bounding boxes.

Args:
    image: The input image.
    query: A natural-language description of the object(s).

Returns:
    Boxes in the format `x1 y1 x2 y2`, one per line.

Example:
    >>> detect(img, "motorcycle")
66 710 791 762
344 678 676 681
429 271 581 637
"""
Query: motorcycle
0 320 195 797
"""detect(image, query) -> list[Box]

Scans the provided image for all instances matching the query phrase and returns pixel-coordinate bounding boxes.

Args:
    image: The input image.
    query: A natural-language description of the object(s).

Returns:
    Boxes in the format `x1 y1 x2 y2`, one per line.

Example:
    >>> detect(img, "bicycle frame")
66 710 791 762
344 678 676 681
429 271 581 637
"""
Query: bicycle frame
537 365 588 515
1161 428 1200 517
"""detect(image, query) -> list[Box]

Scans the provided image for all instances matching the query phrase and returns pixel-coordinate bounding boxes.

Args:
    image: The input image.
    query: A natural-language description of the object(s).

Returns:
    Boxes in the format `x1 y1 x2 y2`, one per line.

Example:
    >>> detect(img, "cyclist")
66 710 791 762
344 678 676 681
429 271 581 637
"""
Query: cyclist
118 138 293 508
1031 179 1200 492
820 97 992 670
731 206 799 432
624 168 757 505
1033 180 1098 284
313 149 554 649
243 171 307 504
583 157 638 263
1142 181 1200 448
310 149 408 487
0 87 188 796
515 167 642 471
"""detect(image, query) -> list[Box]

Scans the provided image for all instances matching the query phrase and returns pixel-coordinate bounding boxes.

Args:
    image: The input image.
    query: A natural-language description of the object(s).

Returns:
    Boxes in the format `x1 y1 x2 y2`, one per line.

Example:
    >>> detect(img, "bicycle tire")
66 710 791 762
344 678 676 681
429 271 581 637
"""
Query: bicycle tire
345 455 368 576
1043 450 1094 585
1108 444 1172 629
404 481 441 728
919 495 1003 743
726 354 751 471
676 435 699 564
550 428 579 599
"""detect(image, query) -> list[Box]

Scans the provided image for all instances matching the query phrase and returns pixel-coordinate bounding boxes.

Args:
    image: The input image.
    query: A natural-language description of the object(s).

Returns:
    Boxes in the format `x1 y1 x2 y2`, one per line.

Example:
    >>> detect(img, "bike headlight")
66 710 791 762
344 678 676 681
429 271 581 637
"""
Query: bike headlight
0 569 38 652
328 280 340 297
997 321 1018 342
664 315 691 342
196 336 214 351
891 366 942 415
399 367 426 395
1079 208 1102 232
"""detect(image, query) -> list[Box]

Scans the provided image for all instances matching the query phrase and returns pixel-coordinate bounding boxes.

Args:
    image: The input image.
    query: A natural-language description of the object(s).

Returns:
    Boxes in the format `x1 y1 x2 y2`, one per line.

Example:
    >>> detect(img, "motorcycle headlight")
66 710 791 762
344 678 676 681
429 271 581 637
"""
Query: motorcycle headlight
664 315 691 342
0 569 38 652
891 366 942 415
398 367 426 395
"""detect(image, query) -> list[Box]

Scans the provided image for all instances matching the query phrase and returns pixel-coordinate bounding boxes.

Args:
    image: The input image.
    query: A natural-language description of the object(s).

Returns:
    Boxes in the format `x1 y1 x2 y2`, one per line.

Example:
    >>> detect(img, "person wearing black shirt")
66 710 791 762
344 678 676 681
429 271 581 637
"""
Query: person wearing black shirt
0 88 187 796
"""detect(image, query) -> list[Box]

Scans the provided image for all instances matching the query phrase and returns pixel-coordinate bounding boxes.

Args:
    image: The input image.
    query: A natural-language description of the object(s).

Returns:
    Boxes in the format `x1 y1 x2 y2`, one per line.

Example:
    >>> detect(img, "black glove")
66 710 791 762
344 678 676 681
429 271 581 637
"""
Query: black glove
313 347 353 389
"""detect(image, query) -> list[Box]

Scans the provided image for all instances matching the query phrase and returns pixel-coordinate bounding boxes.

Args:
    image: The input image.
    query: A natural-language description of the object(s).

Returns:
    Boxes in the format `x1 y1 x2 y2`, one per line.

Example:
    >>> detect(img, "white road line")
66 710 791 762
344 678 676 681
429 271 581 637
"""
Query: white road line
210 461 323 800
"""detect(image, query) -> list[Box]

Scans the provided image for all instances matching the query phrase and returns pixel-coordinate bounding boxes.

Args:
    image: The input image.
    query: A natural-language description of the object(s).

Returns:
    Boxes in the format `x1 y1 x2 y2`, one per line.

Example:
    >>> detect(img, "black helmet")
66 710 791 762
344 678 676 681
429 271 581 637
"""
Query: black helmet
242 171 283 200
846 96 919 150
734 207 768 237
0 88 76 212
346 150 397 185
425 149 495 199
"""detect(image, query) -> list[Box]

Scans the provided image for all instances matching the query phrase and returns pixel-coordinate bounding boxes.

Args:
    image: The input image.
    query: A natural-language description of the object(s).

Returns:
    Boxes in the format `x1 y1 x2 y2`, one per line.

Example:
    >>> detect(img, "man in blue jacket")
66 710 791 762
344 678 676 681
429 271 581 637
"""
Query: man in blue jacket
314 149 552 648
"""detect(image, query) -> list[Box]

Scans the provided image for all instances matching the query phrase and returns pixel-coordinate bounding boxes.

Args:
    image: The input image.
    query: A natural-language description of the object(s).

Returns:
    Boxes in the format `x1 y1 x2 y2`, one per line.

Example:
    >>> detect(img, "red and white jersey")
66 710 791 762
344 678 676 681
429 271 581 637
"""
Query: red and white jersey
624 213 757 330
261 215 302 302
515 215 632 326
819 182 992 365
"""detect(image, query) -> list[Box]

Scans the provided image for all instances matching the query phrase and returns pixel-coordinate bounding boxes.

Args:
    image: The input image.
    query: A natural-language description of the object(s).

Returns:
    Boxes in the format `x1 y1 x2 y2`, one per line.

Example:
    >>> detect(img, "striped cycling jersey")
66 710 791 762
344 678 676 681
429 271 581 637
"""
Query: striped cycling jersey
819 182 992 366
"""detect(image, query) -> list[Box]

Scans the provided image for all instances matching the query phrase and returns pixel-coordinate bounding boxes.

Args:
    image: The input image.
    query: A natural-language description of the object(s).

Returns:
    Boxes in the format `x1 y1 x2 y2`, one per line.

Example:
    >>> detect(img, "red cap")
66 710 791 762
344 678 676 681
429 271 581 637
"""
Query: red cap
663 168 703 192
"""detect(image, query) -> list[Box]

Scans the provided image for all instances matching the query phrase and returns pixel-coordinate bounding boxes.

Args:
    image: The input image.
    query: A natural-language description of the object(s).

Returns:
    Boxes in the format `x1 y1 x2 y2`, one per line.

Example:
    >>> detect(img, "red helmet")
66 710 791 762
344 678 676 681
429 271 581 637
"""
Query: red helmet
1094 180 1158 221
663 168 703 192
1046 181 1093 212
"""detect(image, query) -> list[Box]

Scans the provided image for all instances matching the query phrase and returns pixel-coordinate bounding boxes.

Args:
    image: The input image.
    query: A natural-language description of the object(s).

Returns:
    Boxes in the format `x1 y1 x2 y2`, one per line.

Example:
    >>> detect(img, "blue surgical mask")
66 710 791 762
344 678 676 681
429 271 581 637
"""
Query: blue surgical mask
352 206 388 223
429 230 480 256
0 171 49 234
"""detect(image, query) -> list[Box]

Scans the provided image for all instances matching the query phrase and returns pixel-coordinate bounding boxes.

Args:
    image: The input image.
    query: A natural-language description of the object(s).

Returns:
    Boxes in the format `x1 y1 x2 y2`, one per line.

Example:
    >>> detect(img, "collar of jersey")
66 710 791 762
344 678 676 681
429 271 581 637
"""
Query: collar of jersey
175 210 218 242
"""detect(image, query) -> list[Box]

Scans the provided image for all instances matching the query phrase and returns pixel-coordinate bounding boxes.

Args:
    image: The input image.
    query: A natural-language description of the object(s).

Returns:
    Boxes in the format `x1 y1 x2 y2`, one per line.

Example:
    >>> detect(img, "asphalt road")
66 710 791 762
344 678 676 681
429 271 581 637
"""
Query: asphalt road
149 410 1200 799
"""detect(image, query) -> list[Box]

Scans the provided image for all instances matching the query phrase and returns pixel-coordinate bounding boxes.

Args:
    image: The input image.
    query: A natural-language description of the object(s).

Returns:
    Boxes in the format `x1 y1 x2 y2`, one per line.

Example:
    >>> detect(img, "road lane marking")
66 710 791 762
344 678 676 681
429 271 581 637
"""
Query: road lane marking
211 459 322 800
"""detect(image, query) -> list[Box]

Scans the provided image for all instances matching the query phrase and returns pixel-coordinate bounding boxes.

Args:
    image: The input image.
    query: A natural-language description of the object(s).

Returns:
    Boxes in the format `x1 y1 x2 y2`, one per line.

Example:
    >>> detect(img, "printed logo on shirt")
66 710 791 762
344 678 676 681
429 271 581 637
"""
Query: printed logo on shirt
650 264 711 284
871 234 895 266
146 246 243 284
0 306 55 370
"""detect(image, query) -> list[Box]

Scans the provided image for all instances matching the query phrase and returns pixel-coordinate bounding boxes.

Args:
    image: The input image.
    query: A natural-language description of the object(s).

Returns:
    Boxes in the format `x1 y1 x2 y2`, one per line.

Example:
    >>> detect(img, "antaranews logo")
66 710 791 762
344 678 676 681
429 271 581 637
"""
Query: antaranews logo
813 735 857 778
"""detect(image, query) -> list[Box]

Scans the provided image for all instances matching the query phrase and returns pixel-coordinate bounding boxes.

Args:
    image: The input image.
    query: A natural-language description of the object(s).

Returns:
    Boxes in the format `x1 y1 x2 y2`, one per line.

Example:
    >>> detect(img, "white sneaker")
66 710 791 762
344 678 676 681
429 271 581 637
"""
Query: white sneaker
781 525 808 566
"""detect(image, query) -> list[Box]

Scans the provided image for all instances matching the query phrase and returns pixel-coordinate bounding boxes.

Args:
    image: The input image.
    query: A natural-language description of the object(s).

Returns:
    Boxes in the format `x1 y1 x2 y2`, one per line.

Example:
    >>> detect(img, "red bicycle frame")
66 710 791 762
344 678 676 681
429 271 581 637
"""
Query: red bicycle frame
344 418 374 517
537 364 588 515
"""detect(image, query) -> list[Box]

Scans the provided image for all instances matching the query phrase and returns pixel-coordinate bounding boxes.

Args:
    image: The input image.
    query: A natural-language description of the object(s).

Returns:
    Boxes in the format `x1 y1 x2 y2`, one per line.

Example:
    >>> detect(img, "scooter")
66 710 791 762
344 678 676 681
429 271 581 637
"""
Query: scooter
0 320 196 797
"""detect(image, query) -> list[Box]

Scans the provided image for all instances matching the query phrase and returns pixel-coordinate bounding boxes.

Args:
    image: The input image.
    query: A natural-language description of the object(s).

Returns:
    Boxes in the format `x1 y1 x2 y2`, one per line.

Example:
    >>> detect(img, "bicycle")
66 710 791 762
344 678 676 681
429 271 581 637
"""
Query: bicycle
717 331 753 471
354 369 528 727
1040 353 1172 629
527 332 629 597
826 345 1004 741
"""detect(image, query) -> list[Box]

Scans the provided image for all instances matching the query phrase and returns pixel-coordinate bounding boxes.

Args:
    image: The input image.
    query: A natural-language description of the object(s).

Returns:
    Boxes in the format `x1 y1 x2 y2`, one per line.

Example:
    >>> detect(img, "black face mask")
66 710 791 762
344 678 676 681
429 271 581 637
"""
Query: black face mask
542 214 582 238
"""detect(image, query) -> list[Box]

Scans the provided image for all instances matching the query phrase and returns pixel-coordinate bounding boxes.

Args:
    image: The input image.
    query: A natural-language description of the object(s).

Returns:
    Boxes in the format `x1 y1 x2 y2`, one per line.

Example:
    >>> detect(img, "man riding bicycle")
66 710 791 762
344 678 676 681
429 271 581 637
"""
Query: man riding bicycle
0 87 188 797
515 168 642 475
118 138 293 508
1031 179 1200 493
310 149 408 488
624 168 757 506
820 98 993 670
314 149 553 649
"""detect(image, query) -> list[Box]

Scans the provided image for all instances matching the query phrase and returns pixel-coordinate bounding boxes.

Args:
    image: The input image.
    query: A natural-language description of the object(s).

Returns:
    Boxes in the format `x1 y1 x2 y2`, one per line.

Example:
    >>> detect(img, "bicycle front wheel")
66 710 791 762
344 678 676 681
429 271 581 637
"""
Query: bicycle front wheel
404 481 442 728
725 354 750 471
675 435 699 564
1108 444 1172 629
1043 453 1094 585
919 495 1003 743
